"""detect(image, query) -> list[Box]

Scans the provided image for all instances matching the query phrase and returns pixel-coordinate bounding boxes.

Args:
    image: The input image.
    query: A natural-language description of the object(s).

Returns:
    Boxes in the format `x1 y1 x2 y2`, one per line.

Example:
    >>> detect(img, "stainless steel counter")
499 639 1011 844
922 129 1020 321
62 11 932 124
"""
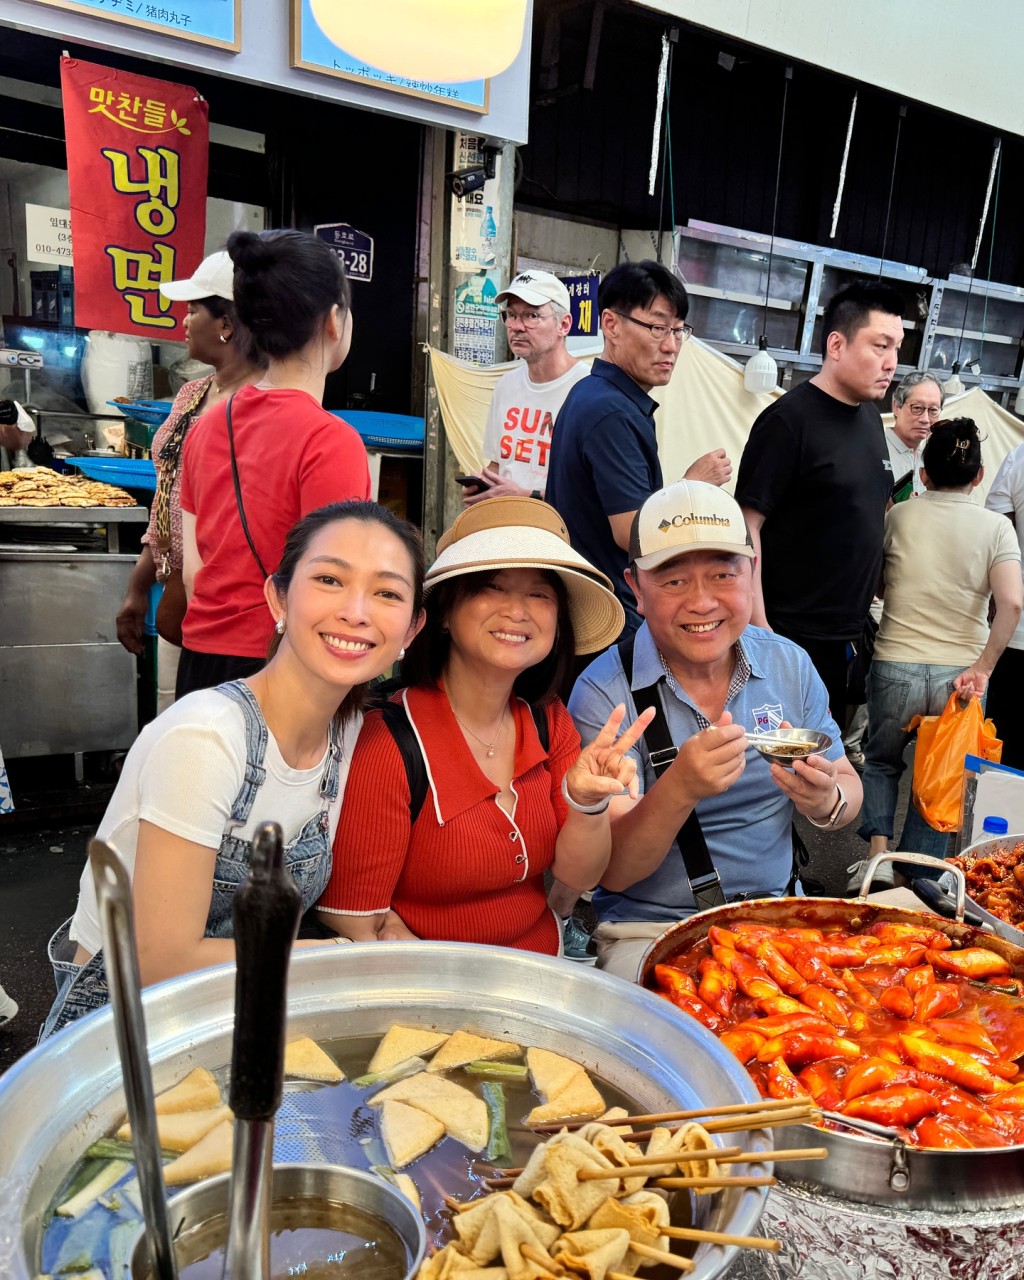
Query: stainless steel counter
0 506 147 760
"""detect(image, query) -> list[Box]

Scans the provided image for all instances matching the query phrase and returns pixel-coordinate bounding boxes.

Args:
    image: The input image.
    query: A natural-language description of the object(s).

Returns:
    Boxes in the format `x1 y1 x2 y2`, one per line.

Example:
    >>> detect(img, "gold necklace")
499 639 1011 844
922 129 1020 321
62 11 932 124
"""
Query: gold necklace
443 680 507 758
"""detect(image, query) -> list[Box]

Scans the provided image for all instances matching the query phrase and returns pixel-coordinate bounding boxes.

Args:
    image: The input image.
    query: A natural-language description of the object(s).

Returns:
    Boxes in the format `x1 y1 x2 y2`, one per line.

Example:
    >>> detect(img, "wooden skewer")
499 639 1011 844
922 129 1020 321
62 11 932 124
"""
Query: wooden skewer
654 1174 777 1189
702 1105 819 1133
661 1225 781 1252
526 1096 800 1134
490 1144 743 1179
716 1146 828 1164
519 1242 565 1276
629 1241 697 1273
482 1176 517 1189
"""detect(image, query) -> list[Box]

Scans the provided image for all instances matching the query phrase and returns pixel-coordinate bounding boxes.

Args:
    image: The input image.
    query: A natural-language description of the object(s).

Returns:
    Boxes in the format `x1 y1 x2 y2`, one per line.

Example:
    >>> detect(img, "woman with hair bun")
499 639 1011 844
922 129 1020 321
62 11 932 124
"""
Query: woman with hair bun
858 417 1022 870
178 228 370 698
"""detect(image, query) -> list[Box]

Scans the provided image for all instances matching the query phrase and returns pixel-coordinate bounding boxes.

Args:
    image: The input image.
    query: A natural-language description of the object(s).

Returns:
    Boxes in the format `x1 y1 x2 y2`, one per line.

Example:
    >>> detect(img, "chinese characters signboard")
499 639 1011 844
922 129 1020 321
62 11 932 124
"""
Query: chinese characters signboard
560 273 600 337
291 0 487 112
314 223 374 284
27 0 240 50
60 58 209 341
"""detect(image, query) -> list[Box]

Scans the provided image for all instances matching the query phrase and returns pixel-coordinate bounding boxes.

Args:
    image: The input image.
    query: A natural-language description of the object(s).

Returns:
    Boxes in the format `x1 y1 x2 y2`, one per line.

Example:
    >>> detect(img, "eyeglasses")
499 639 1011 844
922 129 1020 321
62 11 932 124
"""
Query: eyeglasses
611 311 693 344
905 403 942 418
500 308 556 328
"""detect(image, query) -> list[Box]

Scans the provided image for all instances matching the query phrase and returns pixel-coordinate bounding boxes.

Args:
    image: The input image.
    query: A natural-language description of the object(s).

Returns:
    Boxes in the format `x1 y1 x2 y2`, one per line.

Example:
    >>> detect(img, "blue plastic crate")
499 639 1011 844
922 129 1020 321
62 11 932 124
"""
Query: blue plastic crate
106 398 174 427
65 457 157 493
332 410 424 452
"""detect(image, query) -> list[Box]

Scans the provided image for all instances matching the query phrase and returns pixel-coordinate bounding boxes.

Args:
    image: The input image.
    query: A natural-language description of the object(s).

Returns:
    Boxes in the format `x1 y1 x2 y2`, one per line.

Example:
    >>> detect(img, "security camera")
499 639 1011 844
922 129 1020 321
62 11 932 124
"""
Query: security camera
448 166 487 198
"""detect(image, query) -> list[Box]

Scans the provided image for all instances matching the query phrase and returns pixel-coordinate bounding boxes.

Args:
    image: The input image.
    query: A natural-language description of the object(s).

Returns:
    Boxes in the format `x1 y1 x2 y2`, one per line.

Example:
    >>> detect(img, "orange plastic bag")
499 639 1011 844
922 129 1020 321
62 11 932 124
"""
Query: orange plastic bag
905 694 1002 832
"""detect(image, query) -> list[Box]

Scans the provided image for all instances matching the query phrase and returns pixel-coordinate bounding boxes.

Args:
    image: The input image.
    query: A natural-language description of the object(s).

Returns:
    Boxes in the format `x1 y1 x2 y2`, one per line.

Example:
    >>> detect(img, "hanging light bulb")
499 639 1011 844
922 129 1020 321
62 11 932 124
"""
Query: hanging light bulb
744 335 779 393
309 0 529 82
945 362 965 398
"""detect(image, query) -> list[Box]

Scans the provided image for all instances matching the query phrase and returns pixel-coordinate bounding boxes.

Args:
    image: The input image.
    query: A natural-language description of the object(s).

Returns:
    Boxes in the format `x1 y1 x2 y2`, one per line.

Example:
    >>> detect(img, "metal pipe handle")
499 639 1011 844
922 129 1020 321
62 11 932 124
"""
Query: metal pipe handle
855 850 967 919
90 839 178 1280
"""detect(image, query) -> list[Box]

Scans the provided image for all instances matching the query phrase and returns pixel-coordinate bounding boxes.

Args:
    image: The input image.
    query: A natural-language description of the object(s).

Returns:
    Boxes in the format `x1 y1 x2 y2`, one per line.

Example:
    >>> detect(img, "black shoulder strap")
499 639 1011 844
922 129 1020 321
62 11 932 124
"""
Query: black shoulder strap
380 700 428 824
617 637 726 912
226 393 270 580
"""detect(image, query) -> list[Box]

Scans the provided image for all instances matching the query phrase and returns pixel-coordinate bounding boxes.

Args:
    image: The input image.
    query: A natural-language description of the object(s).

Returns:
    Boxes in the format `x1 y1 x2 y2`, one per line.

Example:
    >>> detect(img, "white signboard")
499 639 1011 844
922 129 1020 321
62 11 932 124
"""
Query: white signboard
25 204 74 265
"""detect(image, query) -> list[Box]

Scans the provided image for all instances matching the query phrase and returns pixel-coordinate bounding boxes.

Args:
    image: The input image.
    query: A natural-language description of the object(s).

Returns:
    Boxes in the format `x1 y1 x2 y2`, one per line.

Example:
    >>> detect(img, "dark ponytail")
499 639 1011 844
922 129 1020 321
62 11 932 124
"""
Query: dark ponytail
226 229 351 360
921 417 982 489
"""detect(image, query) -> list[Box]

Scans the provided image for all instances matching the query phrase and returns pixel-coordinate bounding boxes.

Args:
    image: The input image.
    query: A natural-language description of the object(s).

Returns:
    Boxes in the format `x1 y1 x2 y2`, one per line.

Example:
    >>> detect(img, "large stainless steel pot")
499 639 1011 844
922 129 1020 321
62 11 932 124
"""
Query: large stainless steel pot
948 830 1024 947
0 942 769 1280
639 891 1024 1212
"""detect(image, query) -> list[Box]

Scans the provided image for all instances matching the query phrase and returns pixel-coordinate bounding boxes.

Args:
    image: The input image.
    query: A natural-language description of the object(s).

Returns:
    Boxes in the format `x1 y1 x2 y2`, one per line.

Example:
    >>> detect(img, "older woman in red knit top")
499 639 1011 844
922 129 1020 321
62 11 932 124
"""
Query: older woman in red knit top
318 497 652 954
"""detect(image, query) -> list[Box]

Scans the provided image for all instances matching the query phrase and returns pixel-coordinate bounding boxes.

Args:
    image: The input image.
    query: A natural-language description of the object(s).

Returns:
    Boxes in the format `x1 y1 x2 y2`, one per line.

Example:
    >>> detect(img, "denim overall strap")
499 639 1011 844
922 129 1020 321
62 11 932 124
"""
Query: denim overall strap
216 679 269 824
320 715 342 804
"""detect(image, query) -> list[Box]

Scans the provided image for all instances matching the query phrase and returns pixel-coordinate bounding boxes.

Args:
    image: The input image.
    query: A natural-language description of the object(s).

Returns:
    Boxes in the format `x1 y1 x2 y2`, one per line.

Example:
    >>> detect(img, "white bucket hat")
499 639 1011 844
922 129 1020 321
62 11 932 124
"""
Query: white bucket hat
426 497 625 654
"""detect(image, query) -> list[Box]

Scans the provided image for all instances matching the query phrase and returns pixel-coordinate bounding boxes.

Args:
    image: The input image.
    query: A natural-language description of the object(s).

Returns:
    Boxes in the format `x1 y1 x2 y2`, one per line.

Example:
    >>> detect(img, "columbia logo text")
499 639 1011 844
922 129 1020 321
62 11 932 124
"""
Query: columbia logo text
657 512 732 532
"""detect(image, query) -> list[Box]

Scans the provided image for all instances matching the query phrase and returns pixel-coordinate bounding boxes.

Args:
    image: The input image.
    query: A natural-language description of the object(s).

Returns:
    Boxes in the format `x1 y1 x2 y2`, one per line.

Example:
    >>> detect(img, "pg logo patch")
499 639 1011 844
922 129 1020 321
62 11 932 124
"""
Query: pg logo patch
752 703 784 732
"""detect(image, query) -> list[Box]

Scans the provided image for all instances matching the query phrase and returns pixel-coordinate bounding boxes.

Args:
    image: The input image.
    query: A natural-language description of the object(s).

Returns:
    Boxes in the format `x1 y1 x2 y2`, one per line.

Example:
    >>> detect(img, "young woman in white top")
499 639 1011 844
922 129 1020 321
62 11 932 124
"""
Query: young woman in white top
41 500 424 1039
858 418 1022 870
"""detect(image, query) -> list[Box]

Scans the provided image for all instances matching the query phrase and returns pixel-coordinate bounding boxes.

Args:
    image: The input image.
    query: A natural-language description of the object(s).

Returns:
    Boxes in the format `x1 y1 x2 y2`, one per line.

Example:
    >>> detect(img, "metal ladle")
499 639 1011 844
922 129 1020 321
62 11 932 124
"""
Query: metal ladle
223 821 303 1280
90 838 178 1280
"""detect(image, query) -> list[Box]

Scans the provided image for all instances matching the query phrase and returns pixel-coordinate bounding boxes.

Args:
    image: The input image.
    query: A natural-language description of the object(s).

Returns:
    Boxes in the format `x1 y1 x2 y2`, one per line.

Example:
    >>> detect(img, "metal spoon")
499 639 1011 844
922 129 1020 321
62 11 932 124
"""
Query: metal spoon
90 838 178 1280
223 821 303 1280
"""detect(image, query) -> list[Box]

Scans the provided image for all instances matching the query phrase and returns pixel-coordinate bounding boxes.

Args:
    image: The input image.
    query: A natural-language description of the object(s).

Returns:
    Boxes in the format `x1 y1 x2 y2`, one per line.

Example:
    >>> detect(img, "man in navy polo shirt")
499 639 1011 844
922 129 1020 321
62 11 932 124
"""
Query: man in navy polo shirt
568 480 862 979
546 261 731 636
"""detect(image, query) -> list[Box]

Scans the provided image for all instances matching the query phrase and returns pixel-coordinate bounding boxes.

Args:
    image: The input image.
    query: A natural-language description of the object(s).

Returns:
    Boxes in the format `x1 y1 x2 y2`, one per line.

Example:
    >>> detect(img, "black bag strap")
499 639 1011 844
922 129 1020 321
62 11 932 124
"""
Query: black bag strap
617 636 726 911
226 393 270 581
380 696 550 825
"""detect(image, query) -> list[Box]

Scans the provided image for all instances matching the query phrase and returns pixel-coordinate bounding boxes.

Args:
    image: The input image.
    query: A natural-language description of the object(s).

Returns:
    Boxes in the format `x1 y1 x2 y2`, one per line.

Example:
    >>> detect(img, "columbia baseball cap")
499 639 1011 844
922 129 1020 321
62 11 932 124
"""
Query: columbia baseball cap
496 270 570 312
629 480 755 570
160 250 234 302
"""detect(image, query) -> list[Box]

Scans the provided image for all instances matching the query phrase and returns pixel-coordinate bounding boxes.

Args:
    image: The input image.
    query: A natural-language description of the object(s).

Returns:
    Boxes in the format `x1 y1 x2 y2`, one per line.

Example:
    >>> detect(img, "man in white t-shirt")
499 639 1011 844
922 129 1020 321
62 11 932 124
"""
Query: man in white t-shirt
985 442 1024 769
464 270 588 504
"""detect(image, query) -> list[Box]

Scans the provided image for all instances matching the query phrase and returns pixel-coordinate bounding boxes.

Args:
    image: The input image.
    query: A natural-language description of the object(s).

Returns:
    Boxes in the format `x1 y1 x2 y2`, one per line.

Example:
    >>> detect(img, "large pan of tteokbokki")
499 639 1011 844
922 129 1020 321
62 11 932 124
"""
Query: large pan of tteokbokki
640 854 1024 1211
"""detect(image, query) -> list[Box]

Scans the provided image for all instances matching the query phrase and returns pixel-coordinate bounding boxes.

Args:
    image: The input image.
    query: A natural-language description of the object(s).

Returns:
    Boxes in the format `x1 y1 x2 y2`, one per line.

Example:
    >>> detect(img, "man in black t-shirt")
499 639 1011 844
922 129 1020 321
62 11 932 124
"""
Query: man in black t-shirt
735 280 904 727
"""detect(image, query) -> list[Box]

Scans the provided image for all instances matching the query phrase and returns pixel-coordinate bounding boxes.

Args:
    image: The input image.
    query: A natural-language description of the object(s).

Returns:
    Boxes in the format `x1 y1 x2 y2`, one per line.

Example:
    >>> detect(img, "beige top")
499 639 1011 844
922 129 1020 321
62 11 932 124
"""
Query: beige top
874 490 1021 665
875 488 1018 665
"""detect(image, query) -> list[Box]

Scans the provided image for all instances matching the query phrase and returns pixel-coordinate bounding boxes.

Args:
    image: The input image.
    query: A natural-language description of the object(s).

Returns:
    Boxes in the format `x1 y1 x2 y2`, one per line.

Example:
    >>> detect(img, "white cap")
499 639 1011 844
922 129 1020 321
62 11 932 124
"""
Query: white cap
496 270 570 311
160 250 234 302
630 481 755 570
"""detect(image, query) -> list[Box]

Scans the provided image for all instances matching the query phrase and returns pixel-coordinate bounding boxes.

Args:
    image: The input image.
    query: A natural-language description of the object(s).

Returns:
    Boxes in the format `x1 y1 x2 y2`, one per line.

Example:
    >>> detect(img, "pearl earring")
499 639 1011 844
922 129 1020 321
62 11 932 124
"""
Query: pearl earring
398 647 406 660
219 333 229 344
275 618 285 635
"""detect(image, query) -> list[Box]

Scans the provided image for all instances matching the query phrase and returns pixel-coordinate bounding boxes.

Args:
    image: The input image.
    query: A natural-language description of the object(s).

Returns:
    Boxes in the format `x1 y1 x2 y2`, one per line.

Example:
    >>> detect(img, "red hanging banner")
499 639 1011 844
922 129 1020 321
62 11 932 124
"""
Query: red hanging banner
60 57 209 340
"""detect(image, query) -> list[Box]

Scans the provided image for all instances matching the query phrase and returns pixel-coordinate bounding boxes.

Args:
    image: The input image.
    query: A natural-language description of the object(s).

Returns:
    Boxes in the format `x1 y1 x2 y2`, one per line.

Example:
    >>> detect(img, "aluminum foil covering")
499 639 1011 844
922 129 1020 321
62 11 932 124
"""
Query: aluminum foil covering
727 1181 1024 1280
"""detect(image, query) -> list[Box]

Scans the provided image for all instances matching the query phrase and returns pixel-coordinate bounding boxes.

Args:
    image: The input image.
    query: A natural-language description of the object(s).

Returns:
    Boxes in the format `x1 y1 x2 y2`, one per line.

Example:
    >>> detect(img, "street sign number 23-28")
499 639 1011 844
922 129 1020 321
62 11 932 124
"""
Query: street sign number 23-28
313 222 374 284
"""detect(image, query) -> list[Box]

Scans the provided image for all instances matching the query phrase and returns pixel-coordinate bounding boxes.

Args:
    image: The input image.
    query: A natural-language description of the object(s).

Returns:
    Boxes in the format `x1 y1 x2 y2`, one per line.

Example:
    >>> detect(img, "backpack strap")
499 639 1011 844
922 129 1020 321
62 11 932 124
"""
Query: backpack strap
616 637 726 912
380 699 429 825
379 696 550 826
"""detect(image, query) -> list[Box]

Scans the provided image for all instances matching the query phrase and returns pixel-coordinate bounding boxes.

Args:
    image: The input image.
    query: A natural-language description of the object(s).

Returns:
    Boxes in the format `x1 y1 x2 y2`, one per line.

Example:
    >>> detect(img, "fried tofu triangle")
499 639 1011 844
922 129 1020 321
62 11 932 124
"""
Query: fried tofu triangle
380 1099 445 1168
525 1047 605 1125
369 1025 451 1074
428 1030 522 1073
163 1118 234 1186
284 1036 345 1082
153 1066 221 1115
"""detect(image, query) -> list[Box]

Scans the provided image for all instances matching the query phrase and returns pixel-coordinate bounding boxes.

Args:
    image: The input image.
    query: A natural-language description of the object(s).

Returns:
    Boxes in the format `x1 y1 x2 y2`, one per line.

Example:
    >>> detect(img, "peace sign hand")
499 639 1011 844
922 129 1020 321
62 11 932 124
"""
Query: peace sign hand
564 703 657 809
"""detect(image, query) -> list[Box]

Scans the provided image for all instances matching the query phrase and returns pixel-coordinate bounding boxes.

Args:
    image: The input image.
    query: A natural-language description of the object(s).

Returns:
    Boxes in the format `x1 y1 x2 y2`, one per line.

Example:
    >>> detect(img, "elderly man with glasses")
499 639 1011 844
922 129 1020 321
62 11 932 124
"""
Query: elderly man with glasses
546 260 732 639
887 371 945 498
464 270 588 505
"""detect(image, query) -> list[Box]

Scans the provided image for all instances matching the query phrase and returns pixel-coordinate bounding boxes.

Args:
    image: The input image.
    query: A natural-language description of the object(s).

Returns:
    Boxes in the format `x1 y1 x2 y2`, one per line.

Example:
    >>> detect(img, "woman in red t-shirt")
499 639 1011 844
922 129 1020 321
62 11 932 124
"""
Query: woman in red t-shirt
318 497 654 955
178 229 371 699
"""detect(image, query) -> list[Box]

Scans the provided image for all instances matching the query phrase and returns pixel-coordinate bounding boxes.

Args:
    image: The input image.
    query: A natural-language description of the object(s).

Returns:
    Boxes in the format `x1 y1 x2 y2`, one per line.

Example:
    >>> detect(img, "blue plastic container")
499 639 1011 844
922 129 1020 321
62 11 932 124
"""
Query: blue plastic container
331 410 424 451
106 398 174 427
145 582 163 638
65 457 157 493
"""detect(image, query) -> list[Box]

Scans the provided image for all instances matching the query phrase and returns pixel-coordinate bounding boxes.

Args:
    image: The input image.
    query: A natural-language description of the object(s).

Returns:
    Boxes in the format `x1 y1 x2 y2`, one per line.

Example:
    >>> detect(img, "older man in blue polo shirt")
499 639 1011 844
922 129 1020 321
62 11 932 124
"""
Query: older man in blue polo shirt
568 480 862 979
